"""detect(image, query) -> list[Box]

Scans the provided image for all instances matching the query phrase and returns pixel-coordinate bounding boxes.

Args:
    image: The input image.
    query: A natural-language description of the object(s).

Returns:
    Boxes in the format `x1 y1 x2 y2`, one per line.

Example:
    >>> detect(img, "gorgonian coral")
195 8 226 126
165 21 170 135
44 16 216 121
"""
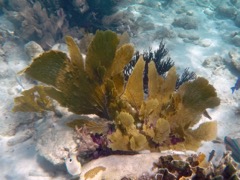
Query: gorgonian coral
108 60 220 151
13 30 220 153
3 0 120 49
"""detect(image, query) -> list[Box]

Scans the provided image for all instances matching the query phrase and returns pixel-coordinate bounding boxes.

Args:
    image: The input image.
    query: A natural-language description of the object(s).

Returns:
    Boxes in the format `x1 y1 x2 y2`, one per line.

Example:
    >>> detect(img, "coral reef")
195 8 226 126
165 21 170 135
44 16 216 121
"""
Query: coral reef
13 31 134 119
151 151 240 180
65 151 240 179
3 0 119 49
172 15 198 30
108 66 219 151
198 1 240 29
13 31 220 156
4 0 69 49
78 152 164 179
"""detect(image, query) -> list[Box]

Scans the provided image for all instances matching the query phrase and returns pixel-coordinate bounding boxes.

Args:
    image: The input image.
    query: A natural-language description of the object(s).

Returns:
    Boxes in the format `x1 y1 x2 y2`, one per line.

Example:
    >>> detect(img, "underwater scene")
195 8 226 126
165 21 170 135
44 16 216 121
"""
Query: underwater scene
1 0 240 179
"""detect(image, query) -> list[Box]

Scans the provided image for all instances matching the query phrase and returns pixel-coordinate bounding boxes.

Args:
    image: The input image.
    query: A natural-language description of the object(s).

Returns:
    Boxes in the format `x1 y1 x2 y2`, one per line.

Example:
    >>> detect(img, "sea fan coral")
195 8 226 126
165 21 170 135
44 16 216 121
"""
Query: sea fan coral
108 59 220 151
3 0 120 49
14 31 134 120
13 30 220 153
4 0 69 49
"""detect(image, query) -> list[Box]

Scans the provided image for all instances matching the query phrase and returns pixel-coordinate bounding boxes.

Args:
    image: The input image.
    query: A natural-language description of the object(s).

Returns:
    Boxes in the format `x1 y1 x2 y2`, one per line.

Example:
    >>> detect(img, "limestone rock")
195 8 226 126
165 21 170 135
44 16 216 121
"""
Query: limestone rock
7 129 33 146
232 34 240 47
36 124 77 165
178 31 199 42
24 41 44 60
51 43 68 53
153 26 176 39
234 14 240 27
197 38 213 47
0 59 11 79
79 152 196 180
204 8 215 16
35 113 78 165
216 3 238 19
0 109 34 136
136 15 155 31
202 55 224 68
172 16 198 30
229 50 240 71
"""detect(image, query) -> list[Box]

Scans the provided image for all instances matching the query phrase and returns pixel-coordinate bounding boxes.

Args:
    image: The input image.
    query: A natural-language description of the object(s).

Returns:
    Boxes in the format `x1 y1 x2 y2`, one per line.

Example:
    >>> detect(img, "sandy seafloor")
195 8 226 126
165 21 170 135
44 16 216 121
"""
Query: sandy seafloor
0 0 240 179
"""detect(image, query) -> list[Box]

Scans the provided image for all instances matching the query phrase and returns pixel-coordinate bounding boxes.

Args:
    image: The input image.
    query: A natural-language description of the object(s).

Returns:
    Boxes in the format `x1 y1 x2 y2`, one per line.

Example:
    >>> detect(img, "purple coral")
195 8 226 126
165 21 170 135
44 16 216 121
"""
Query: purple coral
169 134 185 145
75 126 98 153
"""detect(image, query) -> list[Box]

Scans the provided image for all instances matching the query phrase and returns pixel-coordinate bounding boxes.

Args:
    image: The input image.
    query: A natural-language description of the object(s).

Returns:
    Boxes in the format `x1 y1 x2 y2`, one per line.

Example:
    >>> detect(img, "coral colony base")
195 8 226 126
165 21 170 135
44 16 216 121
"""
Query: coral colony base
12 31 239 179
65 151 240 179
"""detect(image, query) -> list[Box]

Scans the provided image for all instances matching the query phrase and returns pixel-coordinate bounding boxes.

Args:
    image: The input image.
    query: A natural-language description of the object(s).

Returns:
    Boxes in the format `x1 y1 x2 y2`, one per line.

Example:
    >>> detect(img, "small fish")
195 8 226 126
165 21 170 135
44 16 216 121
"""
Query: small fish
65 154 82 176
212 138 223 144
231 77 240 93
208 150 215 162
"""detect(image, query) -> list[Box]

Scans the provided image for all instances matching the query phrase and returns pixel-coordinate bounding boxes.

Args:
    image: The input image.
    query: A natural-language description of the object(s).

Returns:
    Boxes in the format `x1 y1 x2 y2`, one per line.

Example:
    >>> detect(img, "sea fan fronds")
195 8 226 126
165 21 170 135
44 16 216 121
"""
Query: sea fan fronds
13 30 220 152
13 30 134 120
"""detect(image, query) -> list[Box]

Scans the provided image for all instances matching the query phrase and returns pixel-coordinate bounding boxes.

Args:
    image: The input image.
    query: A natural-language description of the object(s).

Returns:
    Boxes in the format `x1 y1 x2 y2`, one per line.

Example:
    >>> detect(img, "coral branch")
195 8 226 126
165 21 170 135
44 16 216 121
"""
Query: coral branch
176 68 197 89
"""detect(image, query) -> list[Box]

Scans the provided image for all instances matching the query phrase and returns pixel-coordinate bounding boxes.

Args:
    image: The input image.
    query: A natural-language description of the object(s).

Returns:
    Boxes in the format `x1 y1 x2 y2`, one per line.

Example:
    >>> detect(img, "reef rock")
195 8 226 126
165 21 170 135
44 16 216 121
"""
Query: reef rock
51 43 68 53
229 50 240 72
79 152 193 180
36 119 77 165
234 14 240 27
75 150 240 180
153 26 176 39
202 55 225 69
216 3 238 19
0 111 34 136
232 34 240 47
24 41 44 60
7 129 33 146
172 15 198 30
178 31 200 42
197 38 213 47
